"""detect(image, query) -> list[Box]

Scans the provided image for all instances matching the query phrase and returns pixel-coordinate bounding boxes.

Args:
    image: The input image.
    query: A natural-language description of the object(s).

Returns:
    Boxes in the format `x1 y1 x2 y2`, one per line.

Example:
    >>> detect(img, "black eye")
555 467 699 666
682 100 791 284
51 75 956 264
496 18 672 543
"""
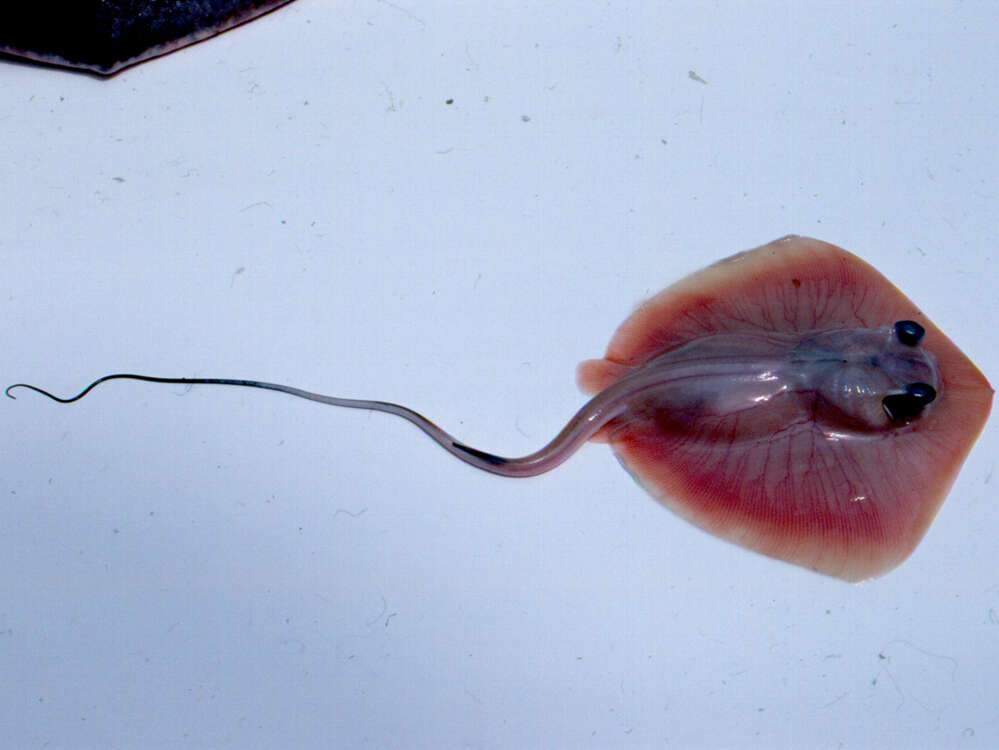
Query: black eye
883 382 937 423
894 320 925 346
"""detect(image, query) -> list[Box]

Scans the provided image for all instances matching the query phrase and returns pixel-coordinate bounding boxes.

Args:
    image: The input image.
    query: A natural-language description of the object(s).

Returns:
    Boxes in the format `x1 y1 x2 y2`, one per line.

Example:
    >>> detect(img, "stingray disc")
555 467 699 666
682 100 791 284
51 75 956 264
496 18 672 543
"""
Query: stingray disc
577 236 993 581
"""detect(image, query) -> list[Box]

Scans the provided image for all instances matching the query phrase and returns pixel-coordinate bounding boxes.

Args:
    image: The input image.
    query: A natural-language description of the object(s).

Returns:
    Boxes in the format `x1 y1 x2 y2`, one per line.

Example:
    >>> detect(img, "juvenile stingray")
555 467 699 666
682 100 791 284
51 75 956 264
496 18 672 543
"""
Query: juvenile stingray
7 236 992 580
0 1 295 75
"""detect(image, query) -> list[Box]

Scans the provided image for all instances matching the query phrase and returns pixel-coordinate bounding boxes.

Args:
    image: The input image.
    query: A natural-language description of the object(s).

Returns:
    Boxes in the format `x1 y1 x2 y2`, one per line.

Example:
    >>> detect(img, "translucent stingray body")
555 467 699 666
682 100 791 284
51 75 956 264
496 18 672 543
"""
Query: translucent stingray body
7 237 992 580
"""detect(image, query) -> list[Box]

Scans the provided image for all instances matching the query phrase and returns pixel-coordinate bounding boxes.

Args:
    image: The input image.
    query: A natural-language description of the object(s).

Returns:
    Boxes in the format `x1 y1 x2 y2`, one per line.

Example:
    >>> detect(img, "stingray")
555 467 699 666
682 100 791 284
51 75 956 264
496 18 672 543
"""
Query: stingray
0 1 295 75
7 236 992 580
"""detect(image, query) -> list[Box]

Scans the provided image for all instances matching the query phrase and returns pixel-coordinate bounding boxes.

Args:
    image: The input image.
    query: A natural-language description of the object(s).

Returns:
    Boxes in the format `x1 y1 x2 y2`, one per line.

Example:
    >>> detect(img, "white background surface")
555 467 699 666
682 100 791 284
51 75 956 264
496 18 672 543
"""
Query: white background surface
2 2 997 748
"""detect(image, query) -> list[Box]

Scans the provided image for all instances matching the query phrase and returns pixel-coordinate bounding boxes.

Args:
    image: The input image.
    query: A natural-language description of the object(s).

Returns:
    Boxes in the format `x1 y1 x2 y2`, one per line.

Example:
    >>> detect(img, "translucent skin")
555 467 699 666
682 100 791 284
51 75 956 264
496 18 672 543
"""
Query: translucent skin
609 326 939 442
